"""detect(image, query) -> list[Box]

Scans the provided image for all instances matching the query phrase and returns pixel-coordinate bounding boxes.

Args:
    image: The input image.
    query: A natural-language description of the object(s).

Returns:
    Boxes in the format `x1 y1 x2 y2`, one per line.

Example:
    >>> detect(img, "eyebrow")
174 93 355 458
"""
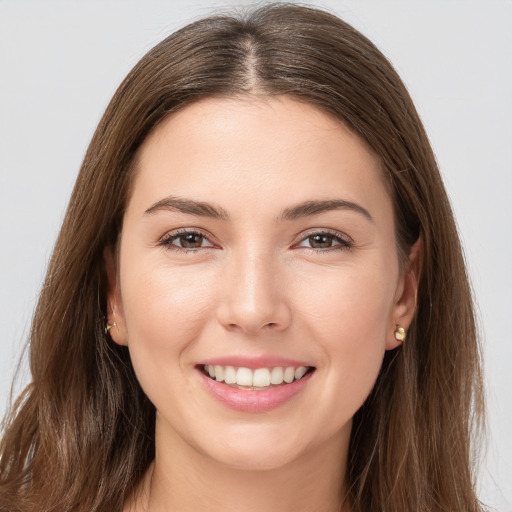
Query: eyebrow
145 196 230 220
280 199 373 223
144 196 373 223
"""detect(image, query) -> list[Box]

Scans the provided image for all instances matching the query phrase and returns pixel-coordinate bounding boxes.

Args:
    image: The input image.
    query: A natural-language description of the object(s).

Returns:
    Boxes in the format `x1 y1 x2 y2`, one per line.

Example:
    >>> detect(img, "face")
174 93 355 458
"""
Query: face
107 96 418 470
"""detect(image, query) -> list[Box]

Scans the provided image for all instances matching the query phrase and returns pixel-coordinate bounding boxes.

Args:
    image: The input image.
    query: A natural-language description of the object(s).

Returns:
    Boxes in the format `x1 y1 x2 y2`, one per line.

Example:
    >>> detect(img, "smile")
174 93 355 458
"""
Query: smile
202 364 314 389
197 362 316 413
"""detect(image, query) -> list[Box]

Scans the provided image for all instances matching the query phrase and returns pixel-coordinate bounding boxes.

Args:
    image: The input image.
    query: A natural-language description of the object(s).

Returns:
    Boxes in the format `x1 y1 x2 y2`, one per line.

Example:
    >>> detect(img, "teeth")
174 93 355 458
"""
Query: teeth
224 365 236 384
203 364 311 388
295 366 308 380
283 367 295 383
214 365 224 382
270 367 284 384
253 368 271 387
236 367 253 386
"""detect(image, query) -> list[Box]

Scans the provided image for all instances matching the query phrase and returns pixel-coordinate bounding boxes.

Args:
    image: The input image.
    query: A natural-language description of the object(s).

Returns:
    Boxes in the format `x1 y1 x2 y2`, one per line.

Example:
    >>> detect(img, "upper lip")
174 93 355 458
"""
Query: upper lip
197 355 314 370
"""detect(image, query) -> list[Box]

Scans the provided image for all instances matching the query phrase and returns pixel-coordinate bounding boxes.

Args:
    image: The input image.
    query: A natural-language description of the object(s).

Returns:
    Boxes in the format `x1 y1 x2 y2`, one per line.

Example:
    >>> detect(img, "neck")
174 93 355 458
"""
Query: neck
127 419 352 512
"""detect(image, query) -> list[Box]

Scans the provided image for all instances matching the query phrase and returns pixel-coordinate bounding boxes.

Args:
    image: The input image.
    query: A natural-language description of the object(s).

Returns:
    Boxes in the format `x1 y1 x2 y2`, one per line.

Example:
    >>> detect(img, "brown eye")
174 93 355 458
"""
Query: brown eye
160 230 212 252
308 234 335 249
177 233 204 248
296 231 352 252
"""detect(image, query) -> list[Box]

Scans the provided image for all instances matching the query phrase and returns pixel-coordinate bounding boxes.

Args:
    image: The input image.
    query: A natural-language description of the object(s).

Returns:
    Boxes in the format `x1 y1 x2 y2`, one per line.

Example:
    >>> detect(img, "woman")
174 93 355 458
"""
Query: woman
0 4 485 511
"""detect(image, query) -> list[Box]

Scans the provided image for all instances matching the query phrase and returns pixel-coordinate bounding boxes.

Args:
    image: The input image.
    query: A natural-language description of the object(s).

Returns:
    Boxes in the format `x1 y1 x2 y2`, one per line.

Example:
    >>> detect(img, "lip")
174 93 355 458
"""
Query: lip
197 355 311 369
197 365 315 413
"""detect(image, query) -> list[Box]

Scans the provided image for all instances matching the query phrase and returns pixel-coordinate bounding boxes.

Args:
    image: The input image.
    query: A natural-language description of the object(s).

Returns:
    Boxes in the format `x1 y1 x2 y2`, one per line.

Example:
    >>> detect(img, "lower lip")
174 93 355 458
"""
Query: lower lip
198 368 314 413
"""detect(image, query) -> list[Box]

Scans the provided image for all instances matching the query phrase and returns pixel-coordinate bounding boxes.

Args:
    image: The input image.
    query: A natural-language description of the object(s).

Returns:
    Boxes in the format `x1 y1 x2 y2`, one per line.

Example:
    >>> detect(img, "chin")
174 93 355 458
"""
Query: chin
193 421 342 472
207 443 306 472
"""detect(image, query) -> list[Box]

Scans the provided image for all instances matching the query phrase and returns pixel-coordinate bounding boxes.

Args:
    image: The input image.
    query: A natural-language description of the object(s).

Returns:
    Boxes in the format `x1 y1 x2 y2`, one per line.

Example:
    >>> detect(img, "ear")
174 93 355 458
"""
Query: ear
386 236 422 350
104 247 128 346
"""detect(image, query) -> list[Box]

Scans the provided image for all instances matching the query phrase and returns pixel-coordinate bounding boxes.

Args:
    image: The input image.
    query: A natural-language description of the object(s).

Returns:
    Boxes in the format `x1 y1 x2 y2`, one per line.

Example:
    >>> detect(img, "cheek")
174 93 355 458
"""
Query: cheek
119 257 218 383
293 260 395 396
297 258 394 337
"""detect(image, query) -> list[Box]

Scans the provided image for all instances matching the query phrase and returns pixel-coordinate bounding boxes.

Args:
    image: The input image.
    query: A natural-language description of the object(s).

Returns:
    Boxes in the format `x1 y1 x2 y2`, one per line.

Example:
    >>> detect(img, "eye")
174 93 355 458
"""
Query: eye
296 231 352 252
159 229 215 252
158 228 352 254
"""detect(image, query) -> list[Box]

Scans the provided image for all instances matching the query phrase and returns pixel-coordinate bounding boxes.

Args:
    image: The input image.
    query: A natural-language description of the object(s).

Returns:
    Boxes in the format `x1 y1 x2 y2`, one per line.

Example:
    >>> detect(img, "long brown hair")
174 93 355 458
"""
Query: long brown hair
0 4 484 511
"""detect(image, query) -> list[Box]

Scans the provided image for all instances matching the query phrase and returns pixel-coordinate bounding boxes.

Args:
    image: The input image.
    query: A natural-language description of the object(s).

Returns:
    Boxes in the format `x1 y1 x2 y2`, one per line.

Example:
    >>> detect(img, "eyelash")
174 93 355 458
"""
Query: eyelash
158 228 353 255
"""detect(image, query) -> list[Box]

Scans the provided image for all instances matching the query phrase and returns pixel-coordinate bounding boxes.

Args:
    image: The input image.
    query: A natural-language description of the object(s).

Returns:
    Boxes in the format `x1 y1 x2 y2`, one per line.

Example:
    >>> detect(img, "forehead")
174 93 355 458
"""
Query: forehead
128 96 391 220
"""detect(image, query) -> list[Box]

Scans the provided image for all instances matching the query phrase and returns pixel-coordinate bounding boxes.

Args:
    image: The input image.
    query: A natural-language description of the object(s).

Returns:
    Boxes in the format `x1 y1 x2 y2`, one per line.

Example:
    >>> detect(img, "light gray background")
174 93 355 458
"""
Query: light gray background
1 0 510 509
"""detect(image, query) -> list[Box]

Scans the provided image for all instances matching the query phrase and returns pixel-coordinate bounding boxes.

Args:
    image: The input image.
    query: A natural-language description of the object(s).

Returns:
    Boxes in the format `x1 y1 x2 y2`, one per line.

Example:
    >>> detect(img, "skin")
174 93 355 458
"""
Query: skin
106 96 420 512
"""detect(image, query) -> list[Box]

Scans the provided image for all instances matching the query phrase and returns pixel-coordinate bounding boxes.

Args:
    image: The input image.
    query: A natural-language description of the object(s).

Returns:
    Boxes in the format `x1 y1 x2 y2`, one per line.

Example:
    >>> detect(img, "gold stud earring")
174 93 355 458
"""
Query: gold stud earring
394 325 406 342
105 322 117 334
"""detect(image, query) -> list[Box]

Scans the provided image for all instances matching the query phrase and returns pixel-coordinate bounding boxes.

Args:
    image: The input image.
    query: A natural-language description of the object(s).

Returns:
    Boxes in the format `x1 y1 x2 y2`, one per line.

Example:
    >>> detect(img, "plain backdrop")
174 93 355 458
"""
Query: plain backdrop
1 0 511 509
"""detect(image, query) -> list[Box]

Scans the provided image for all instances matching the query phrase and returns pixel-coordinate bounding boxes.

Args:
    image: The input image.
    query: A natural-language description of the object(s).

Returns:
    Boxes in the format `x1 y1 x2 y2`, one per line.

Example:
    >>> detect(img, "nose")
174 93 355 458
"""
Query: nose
216 248 292 335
